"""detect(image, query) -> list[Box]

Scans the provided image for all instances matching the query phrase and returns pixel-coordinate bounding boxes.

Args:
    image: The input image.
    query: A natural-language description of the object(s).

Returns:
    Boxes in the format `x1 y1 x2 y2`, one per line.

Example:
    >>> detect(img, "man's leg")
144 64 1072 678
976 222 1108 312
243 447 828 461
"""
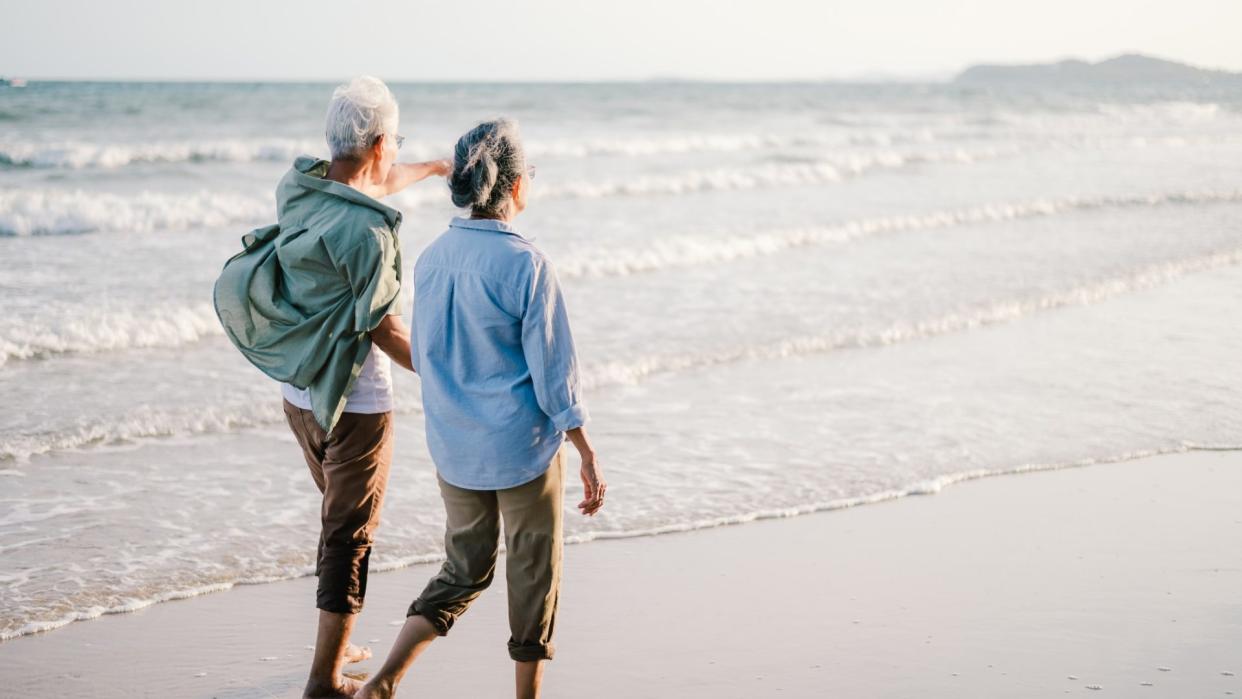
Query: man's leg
499 449 566 699
297 409 394 698
357 476 501 698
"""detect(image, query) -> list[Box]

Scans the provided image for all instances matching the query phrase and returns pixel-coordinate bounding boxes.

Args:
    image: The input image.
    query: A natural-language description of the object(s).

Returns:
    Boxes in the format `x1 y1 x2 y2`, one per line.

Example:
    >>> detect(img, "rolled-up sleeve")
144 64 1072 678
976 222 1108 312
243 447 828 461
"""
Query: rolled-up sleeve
520 254 588 432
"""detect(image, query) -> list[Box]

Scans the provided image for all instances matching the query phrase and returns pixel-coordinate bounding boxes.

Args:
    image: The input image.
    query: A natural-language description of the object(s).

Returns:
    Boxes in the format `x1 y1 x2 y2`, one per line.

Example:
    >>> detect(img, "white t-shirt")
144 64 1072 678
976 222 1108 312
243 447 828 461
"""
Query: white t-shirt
281 343 394 414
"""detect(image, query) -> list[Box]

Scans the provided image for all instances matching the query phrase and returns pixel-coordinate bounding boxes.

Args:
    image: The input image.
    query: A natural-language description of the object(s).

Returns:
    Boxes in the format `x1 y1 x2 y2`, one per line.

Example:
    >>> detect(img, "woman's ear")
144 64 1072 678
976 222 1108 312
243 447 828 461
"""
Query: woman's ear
512 173 527 210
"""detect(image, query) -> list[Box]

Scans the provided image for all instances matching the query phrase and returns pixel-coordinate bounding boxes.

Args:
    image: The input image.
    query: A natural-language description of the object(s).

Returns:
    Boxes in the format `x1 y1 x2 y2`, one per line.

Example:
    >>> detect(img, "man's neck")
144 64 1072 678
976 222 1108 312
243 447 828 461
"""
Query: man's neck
326 158 381 198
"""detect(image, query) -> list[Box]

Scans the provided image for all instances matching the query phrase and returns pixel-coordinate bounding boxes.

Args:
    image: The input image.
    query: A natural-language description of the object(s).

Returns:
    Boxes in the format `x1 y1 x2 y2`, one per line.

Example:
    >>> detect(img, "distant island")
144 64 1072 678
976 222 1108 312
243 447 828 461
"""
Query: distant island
954 54 1242 88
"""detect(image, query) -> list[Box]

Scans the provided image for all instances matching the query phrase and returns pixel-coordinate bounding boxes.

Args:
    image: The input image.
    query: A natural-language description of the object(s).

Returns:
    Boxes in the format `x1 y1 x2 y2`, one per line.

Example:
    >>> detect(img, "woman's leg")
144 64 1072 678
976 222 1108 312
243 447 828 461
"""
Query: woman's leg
498 449 566 698
358 475 501 698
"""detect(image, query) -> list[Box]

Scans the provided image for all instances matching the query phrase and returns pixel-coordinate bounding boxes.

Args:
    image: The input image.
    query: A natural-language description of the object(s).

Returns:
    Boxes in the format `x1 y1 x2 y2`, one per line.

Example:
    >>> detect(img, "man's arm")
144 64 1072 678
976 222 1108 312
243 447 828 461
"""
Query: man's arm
369 313 414 372
380 159 452 197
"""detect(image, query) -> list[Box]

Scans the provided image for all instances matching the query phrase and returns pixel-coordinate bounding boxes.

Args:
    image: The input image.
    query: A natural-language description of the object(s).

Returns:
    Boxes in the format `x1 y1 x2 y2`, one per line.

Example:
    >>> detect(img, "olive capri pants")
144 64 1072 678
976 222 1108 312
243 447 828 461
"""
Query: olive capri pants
409 449 566 662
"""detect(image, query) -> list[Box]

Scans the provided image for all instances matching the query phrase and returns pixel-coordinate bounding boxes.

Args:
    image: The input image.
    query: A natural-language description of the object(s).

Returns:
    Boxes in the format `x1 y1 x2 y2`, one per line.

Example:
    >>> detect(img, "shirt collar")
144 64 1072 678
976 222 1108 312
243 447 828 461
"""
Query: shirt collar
450 216 526 239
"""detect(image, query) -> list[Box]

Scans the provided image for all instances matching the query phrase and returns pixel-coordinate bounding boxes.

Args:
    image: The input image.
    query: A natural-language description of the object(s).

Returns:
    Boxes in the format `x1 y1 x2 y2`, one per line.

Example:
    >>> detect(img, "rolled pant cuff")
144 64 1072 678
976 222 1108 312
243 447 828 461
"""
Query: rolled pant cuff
407 599 453 636
316 591 365 615
508 641 555 663
315 546 371 615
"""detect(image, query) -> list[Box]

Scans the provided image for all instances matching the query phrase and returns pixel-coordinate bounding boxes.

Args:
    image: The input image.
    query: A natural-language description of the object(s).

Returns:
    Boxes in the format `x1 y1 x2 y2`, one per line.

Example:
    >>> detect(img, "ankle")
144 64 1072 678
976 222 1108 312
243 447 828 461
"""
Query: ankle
366 675 396 696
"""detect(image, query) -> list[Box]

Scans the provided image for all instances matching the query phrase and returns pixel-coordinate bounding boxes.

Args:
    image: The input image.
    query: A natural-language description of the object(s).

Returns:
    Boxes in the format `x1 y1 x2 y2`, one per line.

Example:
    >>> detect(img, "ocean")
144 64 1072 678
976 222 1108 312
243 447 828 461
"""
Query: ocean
1 80 1240 641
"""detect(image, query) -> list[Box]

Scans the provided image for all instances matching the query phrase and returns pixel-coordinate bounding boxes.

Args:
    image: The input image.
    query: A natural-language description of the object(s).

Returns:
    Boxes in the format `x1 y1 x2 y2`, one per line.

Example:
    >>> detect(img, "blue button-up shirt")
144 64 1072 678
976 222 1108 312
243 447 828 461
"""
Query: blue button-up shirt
410 217 588 489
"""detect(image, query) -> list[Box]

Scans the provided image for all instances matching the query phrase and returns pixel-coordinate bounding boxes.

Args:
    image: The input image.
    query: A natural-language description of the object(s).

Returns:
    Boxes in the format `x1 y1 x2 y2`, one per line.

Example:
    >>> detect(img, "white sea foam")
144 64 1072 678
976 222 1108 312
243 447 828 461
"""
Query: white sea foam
4 188 1235 367
0 132 931 170
0 188 272 236
578 245 1242 388
0 402 283 462
539 148 1010 200
0 149 1004 236
0 303 223 365
0 443 1188 642
0 138 322 169
0 581 238 642
556 189 1242 279
5 244 1237 464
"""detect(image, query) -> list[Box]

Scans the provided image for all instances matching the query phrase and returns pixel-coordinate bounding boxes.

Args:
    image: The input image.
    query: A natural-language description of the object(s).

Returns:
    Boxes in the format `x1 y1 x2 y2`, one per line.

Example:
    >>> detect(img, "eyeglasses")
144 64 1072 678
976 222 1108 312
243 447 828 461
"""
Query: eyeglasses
526 165 537 180
394 134 406 150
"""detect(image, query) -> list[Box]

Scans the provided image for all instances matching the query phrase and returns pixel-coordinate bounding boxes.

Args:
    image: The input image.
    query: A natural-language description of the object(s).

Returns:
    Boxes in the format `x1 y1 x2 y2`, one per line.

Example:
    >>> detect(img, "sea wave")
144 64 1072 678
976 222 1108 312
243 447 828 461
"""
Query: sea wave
0 303 223 365
0 132 935 170
0 442 1198 642
538 147 1011 200
2 189 1238 368
4 245 1238 462
0 138 323 170
0 402 284 462
0 149 1004 236
578 245 1242 388
556 189 1242 279
0 188 272 236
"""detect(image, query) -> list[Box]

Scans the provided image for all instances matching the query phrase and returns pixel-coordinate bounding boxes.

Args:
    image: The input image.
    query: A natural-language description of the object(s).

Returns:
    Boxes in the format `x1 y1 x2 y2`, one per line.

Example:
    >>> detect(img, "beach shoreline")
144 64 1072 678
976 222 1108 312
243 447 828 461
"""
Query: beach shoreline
1 449 1239 698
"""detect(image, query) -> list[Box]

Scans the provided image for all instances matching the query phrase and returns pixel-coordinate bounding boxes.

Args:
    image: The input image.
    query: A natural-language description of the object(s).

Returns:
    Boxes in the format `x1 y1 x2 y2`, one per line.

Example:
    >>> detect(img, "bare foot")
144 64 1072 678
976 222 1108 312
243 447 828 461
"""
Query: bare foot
353 677 394 699
344 643 372 664
304 674 365 699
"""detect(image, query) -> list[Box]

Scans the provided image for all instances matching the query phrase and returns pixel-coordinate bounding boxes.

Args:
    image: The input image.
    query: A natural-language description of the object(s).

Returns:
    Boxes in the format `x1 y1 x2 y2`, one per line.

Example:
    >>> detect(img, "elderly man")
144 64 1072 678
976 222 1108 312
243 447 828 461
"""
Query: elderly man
214 76 448 699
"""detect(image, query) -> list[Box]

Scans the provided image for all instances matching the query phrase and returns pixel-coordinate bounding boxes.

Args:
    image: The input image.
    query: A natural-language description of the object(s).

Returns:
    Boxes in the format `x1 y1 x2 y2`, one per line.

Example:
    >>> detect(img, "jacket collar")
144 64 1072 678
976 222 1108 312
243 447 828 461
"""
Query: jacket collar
289 156 403 229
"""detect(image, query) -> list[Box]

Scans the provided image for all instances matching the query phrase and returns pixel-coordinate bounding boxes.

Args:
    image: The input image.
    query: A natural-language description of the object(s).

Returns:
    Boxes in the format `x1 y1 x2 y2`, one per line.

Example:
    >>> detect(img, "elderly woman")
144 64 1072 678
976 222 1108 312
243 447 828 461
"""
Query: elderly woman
214 76 448 699
357 119 606 699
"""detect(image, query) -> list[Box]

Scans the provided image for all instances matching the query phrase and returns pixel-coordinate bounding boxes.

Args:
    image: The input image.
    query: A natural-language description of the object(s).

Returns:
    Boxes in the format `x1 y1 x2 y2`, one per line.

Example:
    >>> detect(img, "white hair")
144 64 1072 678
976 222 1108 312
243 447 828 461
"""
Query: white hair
324 76 399 159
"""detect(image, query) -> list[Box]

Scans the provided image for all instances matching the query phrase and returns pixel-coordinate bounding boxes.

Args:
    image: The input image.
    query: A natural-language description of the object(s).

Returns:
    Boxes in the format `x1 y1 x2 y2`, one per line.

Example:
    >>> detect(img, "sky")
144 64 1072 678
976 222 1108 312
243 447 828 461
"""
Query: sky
1 0 1240 82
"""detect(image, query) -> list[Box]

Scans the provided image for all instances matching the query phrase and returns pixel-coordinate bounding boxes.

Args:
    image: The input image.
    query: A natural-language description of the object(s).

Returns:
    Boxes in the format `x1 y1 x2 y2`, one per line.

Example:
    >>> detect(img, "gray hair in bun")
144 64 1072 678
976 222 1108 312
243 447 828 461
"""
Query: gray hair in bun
450 118 525 218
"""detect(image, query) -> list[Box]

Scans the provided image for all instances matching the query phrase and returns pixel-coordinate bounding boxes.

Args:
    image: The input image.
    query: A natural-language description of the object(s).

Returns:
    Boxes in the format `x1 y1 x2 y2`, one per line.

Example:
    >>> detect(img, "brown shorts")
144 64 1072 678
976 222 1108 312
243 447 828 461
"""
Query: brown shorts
283 400 393 615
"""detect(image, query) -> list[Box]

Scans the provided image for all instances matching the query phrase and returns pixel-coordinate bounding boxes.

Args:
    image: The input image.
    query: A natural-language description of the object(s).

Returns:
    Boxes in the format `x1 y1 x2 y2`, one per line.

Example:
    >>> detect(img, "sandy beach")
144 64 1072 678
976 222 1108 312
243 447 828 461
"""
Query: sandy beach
0 449 1237 697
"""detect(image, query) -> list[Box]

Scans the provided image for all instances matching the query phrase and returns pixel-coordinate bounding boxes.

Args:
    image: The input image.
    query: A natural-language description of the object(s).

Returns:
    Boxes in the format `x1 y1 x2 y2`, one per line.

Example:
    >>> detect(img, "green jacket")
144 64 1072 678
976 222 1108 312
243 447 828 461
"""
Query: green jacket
214 156 403 433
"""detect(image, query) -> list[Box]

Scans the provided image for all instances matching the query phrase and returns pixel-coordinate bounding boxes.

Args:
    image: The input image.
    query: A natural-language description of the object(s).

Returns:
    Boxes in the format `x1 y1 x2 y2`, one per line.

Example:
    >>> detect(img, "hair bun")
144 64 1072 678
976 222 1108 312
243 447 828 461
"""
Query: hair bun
449 119 525 216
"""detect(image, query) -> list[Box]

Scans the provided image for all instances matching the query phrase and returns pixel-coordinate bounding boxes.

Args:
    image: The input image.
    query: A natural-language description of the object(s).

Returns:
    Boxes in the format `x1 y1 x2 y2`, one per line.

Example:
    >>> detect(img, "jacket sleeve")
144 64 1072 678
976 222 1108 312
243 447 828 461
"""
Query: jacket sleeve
520 253 589 432
332 224 403 333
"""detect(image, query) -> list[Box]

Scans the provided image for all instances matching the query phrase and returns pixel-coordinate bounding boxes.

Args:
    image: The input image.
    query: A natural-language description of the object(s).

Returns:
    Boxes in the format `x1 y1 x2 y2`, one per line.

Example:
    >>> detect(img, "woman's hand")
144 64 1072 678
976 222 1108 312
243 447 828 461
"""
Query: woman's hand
577 452 606 516
566 427 605 516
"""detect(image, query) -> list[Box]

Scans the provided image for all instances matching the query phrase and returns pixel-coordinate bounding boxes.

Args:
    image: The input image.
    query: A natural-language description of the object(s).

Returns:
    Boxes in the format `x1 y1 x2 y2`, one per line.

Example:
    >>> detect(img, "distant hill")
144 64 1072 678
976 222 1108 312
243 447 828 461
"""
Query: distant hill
954 54 1242 88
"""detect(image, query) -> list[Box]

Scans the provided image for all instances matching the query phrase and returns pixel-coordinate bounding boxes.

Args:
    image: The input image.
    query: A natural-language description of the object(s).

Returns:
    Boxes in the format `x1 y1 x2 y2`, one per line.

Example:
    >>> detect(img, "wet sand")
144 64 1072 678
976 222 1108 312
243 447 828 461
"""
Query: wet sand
1 449 1239 698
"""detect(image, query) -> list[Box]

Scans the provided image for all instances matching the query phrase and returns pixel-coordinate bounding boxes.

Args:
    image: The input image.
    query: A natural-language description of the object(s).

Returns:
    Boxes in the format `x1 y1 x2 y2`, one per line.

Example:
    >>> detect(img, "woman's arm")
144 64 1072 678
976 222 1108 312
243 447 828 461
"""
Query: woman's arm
369 313 415 372
516 255 605 515
380 159 452 197
566 426 606 516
